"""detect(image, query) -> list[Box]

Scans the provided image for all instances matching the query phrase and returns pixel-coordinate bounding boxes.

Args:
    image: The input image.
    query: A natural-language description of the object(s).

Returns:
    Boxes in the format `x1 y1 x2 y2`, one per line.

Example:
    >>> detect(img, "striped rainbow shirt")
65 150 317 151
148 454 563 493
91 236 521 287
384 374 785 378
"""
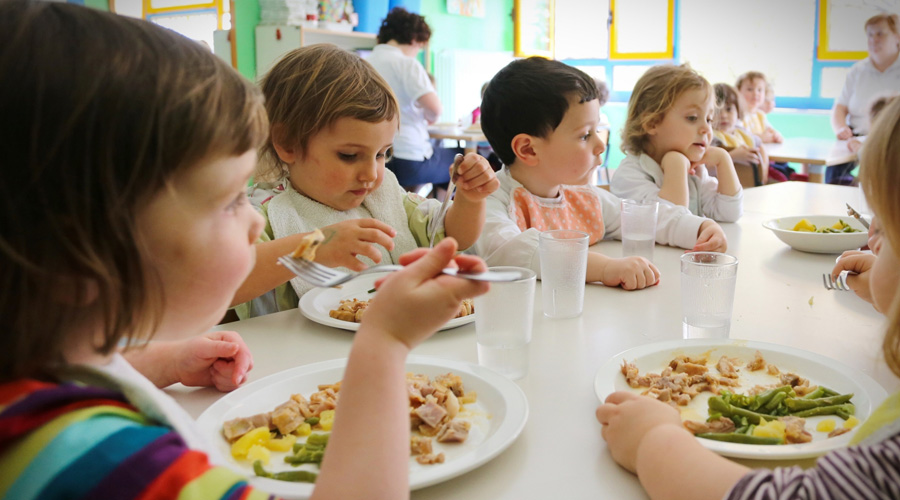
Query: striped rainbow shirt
0 379 275 500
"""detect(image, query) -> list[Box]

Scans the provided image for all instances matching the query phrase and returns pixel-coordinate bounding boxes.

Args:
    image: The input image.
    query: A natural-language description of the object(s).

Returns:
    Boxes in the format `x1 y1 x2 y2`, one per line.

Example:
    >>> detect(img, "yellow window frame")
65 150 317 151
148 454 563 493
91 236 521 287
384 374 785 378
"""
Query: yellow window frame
142 0 225 30
514 0 555 59
609 0 674 60
816 0 867 61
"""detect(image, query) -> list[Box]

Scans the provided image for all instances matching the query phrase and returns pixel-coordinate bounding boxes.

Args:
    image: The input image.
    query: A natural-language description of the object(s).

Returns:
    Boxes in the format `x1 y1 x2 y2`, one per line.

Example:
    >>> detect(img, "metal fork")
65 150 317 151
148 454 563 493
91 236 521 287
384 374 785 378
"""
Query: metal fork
429 154 464 248
822 272 851 291
278 256 526 288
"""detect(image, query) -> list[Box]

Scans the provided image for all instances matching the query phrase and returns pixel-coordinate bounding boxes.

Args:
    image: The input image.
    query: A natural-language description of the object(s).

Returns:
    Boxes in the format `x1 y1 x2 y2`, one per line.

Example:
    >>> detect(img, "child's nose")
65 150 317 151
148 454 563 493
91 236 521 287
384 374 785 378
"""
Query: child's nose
359 158 378 182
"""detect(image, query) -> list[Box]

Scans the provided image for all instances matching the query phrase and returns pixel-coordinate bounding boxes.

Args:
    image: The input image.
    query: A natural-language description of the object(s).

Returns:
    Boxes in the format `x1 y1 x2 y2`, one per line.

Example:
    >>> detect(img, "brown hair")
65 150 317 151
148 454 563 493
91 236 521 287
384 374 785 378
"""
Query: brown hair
0 0 268 381
735 71 767 91
621 64 713 155
714 83 744 120
859 97 900 378
870 93 899 122
257 44 398 182
376 7 432 45
865 13 900 36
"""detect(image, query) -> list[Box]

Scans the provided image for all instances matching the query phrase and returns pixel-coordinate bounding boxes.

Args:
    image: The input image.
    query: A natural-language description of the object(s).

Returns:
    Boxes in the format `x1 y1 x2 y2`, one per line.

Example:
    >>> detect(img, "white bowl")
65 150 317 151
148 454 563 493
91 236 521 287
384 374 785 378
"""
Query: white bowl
763 215 868 254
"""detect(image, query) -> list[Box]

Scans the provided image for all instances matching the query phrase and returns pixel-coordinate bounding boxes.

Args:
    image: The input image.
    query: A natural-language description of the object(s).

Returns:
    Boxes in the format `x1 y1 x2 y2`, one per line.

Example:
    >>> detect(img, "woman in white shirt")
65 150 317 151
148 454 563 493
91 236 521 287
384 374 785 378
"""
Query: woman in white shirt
367 7 461 192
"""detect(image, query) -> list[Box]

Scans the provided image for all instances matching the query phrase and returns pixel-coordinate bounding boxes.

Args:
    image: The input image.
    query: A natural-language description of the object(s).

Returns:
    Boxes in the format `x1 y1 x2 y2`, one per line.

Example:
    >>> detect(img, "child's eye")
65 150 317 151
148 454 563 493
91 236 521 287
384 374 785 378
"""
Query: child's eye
581 132 591 141
227 192 247 212
338 153 357 161
687 115 698 122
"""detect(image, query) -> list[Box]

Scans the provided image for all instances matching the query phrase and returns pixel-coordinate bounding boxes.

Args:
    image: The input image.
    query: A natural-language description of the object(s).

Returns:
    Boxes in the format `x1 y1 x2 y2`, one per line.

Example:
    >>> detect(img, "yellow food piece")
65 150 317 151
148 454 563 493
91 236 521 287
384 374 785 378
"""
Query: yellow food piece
753 418 786 440
231 426 271 458
831 221 845 230
247 444 271 465
293 422 312 436
816 419 836 433
844 416 860 429
318 410 335 431
792 219 817 232
265 434 297 452
459 391 478 405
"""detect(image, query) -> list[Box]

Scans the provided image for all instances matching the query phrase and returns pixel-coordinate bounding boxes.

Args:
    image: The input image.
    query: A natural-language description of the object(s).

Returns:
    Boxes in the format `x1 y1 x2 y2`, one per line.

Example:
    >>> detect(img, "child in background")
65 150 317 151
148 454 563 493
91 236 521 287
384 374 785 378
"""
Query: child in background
233 44 499 318
0 3 489 499
476 58 725 291
711 83 772 185
610 65 743 222
848 93 899 153
760 82 776 115
597 97 900 500
736 71 784 144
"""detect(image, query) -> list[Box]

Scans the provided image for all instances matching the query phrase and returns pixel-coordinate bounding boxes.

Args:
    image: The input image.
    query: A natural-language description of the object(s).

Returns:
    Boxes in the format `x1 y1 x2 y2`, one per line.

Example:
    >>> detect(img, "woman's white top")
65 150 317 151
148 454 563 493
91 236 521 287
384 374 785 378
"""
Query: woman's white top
836 56 900 135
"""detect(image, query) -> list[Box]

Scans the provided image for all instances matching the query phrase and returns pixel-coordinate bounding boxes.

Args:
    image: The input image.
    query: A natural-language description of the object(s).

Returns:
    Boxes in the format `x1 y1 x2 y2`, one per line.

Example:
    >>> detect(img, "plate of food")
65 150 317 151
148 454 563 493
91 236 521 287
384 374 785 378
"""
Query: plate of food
196 356 529 499
763 215 868 254
299 272 476 332
593 339 887 459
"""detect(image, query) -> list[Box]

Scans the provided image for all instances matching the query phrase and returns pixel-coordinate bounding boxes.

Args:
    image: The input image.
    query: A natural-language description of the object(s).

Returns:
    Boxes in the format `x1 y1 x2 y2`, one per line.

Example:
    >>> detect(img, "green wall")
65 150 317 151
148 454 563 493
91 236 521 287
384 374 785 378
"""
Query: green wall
420 0 514 73
234 0 261 80
84 0 109 10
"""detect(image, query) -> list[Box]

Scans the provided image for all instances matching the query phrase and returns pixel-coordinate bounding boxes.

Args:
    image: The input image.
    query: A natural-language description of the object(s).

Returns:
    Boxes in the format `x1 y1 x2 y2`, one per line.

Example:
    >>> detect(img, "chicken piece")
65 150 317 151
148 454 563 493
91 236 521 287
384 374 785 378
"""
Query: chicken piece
414 396 448 428
780 416 812 444
317 382 341 392
443 391 460 419
434 373 465 397
271 400 304 435
716 356 740 379
828 427 852 438
671 360 708 376
683 417 736 435
290 393 314 418
416 452 445 465
410 436 433 456
418 423 442 437
222 412 272 442
766 364 780 376
436 419 471 443
746 351 766 371
455 299 475 318
290 228 325 260
621 360 642 388
671 393 692 406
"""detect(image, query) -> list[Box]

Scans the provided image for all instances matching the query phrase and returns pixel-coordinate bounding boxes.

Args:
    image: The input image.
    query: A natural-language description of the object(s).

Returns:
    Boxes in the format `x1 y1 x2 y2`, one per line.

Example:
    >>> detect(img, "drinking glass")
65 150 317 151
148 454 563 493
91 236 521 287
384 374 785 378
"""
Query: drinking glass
621 199 658 262
475 266 536 379
681 252 739 339
539 230 589 318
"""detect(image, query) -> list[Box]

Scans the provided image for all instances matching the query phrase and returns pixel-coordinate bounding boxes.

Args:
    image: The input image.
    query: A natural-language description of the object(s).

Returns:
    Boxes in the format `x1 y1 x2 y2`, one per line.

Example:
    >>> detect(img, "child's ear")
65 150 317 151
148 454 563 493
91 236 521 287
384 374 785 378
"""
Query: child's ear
511 133 540 167
271 124 298 164
643 117 661 136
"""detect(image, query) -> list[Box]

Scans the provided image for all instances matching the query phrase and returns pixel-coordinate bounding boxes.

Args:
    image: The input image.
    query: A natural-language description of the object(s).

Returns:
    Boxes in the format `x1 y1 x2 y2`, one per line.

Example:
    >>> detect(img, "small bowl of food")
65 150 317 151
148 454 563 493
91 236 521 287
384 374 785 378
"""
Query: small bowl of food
763 215 868 254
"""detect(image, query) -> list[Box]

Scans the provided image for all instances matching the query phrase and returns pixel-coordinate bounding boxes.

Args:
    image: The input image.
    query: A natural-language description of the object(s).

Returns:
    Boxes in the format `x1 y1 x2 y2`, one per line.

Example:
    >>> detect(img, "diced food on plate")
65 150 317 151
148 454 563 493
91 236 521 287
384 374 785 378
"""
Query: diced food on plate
791 219 861 233
329 297 474 324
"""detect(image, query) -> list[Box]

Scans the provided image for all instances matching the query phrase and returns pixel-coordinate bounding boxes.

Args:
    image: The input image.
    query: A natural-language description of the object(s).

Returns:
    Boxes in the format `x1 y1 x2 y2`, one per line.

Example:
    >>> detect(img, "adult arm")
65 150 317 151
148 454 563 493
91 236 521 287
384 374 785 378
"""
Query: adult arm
416 92 442 124
832 104 853 139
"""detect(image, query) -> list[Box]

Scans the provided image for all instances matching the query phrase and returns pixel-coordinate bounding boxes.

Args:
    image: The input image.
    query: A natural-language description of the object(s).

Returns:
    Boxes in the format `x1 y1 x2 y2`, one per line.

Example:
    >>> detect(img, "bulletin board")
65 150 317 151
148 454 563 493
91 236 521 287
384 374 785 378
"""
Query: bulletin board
818 0 900 60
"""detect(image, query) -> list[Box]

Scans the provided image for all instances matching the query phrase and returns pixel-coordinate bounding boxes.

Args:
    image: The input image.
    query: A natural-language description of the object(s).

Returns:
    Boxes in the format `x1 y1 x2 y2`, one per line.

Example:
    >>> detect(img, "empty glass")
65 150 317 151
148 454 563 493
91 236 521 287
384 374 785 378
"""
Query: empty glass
475 266 536 380
539 230 589 318
681 252 739 339
621 199 658 262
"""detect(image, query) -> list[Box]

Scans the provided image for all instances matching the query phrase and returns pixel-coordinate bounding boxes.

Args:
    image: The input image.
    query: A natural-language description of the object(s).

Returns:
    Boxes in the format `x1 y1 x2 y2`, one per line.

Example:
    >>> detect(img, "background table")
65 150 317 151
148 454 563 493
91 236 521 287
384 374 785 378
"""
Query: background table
428 124 487 155
171 182 894 500
766 138 856 183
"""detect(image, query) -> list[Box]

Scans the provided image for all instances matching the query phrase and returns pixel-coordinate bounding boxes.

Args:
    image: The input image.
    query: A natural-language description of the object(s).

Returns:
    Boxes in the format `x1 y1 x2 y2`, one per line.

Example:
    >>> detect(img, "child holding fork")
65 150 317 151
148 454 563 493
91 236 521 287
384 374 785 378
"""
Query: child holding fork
232 44 499 318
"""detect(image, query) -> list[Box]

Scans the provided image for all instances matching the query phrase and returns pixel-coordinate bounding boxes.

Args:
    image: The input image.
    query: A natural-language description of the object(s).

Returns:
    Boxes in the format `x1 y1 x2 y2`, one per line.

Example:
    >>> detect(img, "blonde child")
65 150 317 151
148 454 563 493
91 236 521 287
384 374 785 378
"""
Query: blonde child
475 58 726 291
759 82 776 115
711 83 770 185
736 71 784 144
610 65 743 223
233 44 499 318
597 97 900 500
0 3 489 499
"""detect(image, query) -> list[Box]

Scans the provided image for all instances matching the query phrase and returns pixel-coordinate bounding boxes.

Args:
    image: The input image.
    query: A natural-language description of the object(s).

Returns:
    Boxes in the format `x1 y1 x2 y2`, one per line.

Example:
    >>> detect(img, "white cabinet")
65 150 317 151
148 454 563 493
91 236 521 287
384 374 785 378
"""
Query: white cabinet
255 25 376 79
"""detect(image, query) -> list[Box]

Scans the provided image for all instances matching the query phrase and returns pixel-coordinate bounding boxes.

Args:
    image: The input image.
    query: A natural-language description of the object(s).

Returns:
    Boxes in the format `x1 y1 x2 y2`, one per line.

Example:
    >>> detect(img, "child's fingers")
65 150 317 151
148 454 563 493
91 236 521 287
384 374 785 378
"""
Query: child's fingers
354 218 397 238
402 238 459 282
397 248 431 266
604 391 641 405
197 338 240 360
355 227 396 252
451 254 488 274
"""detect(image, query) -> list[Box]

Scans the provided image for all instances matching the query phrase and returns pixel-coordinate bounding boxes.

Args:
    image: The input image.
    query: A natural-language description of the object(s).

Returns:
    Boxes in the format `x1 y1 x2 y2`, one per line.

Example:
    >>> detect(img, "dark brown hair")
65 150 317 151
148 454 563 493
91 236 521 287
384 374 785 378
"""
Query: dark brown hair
0 0 267 381
376 7 431 45
257 44 399 182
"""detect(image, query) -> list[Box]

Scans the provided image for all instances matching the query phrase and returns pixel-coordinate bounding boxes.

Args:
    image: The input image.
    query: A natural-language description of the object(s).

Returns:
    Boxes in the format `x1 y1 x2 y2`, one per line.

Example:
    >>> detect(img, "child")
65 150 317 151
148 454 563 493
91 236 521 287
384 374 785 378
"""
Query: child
759 82 776 115
711 83 772 185
610 65 743 223
476 58 726 291
596 97 900 500
736 71 784 144
0 3 490 499
233 44 499 318
848 93 899 153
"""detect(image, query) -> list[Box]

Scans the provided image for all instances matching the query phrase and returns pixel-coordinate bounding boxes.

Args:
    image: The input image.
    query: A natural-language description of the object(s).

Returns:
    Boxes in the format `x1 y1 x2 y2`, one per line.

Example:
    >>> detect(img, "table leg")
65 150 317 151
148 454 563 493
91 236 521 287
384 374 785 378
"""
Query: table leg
806 164 825 183
463 141 477 155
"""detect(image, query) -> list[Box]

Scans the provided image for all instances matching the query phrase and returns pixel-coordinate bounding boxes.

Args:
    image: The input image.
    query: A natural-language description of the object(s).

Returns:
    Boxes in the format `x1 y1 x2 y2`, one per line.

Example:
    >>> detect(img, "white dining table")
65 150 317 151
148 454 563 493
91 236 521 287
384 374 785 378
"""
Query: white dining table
766 138 857 183
170 182 894 500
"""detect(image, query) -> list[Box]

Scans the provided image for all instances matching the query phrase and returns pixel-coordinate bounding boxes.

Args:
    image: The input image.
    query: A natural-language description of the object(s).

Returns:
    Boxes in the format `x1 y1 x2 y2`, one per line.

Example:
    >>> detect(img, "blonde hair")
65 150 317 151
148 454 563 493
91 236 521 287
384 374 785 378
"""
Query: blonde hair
257 44 399 182
621 64 713 155
865 13 899 36
735 71 767 92
859 97 900 377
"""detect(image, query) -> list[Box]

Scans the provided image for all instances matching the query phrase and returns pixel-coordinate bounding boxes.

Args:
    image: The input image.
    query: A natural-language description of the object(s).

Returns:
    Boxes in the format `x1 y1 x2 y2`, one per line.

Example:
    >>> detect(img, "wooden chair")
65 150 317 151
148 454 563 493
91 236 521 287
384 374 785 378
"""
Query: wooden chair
734 162 762 188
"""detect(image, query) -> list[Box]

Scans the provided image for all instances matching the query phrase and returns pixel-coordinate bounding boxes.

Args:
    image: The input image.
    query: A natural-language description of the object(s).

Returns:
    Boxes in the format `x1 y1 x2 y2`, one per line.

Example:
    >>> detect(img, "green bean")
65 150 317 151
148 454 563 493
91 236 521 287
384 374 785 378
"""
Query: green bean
836 409 853 421
802 387 825 400
763 392 788 413
254 460 318 483
708 397 771 424
791 403 855 418
307 433 330 446
696 432 783 445
284 449 324 464
752 386 792 411
785 394 854 411
822 387 840 397
304 417 320 426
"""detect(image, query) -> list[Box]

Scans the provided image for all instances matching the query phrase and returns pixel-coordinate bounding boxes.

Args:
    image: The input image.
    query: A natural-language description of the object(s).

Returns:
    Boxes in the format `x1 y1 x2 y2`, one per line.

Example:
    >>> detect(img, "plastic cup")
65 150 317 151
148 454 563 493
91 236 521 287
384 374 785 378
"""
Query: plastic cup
474 266 536 380
681 252 739 339
621 199 658 262
539 230 589 318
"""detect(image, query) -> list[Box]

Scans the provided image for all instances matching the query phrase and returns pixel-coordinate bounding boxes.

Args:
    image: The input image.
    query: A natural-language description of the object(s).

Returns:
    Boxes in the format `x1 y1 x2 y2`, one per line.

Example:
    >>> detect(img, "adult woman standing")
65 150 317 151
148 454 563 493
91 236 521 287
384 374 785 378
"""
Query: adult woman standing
829 13 900 182
367 7 459 191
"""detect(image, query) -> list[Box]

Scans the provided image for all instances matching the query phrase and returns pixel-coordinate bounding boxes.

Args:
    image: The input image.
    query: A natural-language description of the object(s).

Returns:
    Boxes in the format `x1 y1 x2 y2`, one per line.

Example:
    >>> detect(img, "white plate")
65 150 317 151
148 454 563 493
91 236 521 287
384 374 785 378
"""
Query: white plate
763 215 868 254
197 356 528 498
593 339 887 460
299 272 476 332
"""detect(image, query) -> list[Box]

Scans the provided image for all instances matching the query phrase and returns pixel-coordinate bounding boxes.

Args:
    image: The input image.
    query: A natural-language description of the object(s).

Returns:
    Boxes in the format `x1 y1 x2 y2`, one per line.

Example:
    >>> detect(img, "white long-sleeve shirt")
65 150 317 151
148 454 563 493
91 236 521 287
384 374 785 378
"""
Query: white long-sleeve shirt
610 153 743 223
472 168 708 278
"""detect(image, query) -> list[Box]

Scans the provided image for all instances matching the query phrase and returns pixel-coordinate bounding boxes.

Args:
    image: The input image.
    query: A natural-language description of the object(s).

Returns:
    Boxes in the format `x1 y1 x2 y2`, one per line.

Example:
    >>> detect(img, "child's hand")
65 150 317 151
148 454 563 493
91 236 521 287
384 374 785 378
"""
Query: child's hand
847 137 863 154
601 256 660 290
836 126 853 140
171 331 254 392
832 251 876 304
452 152 500 202
596 391 683 473
693 220 727 252
363 238 490 350
316 219 397 271
728 146 761 166
660 151 691 176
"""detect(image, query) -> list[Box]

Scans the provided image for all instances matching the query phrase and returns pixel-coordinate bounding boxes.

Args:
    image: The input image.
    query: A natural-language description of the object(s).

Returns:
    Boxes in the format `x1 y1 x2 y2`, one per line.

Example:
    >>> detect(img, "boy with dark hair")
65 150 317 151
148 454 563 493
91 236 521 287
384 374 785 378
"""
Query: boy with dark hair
474 58 726 290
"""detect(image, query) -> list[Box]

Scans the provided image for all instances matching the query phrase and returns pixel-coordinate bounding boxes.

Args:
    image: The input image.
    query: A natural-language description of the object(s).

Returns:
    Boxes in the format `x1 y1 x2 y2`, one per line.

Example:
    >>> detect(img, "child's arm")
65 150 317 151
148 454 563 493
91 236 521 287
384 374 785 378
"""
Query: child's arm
596 391 750 500
702 147 741 197
586 252 660 290
230 219 397 306
657 151 691 208
312 238 489 500
444 153 500 249
122 331 253 391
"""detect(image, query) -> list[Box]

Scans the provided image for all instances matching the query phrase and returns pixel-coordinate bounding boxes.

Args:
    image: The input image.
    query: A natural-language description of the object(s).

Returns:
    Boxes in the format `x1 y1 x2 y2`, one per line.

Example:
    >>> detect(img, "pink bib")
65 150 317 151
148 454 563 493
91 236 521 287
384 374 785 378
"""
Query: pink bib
510 186 605 244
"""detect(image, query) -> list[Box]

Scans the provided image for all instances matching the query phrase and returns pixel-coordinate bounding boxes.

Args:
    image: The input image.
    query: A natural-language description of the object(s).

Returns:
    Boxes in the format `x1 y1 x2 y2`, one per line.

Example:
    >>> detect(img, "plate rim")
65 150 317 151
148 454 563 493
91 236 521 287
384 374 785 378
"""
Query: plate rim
593 338 888 460
197 355 529 497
